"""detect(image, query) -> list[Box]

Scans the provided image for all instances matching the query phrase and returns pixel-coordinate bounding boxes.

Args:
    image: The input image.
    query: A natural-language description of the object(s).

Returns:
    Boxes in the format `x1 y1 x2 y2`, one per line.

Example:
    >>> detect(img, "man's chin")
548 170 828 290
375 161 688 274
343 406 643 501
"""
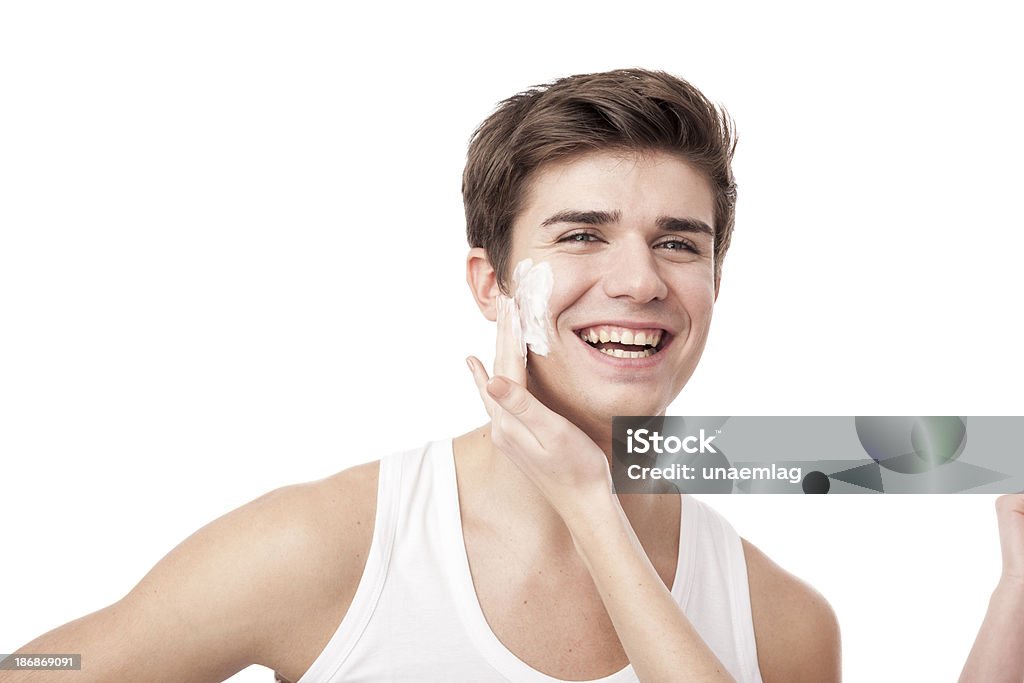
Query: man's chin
526 372 671 424
558 399 670 431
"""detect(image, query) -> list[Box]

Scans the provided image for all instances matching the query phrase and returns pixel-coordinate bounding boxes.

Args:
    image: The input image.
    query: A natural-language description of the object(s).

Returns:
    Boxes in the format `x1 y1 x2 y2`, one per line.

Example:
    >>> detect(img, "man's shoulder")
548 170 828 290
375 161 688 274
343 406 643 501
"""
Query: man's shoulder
215 460 382 671
741 538 841 683
309 459 381 521
255 459 381 583
168 459 382 609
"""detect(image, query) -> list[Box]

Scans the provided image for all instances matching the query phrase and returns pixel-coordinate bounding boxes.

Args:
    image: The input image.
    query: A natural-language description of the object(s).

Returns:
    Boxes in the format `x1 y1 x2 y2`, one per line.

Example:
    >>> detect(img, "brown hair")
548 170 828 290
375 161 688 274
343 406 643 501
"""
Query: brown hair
463 68 737 291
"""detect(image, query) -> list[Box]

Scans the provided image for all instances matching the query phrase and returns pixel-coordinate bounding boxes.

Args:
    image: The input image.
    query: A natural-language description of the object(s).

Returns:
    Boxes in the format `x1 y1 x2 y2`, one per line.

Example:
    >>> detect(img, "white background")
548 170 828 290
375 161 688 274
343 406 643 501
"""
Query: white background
1 2 1022 681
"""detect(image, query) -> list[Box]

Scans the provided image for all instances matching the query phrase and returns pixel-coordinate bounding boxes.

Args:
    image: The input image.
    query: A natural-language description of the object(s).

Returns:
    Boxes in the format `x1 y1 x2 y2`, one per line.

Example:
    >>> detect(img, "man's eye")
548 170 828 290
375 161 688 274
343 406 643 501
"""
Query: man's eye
656 239 698 253
559 232 600 243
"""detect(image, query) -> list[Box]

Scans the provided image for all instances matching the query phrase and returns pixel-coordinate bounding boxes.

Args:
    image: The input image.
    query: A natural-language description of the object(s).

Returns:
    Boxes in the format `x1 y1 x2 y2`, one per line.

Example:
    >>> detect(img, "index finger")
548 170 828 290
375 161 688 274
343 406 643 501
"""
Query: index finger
495 293 528 385
486 375 574 451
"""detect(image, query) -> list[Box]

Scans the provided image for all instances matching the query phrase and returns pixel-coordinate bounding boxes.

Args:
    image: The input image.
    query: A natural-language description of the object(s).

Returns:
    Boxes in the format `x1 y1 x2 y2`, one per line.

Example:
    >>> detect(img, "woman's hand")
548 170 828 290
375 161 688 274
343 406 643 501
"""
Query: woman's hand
996 494 1024 584
466 294 613 520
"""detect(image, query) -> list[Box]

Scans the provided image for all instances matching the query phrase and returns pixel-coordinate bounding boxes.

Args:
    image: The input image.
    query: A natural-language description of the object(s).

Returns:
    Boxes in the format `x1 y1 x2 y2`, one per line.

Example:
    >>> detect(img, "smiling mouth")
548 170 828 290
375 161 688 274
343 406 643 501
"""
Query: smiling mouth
575 325 668 359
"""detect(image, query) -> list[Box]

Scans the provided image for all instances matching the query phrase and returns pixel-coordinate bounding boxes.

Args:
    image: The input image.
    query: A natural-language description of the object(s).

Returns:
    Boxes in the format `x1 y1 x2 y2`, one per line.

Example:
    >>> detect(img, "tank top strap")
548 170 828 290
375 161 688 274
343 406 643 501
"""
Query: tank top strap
685 496 763 683
295 448 406 683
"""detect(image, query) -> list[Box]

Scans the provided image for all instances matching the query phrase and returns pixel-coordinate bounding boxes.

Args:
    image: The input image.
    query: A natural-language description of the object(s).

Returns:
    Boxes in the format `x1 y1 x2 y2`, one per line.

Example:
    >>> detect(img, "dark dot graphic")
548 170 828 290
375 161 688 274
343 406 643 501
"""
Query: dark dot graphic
802 470 830 494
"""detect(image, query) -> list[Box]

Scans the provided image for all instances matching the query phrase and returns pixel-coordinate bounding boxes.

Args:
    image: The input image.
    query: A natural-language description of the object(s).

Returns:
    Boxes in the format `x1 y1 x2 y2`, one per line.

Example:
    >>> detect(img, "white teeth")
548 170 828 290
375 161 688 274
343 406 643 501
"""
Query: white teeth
598 348 655 359
579 326 664 347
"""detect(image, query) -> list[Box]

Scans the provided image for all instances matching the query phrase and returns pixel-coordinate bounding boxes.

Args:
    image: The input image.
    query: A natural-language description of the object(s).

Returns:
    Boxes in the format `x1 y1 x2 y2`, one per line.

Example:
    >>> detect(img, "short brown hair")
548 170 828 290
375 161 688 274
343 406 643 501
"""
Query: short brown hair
463 68 737 291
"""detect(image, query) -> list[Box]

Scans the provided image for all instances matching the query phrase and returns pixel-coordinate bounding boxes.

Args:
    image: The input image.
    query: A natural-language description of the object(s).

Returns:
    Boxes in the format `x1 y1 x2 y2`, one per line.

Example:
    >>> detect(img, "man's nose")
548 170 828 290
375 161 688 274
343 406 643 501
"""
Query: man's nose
600 238 669 303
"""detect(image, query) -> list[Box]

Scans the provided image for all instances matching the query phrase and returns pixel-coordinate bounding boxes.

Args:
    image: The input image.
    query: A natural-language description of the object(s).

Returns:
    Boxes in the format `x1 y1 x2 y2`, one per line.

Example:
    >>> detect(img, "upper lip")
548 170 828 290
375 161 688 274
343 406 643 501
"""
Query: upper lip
570 320 677 335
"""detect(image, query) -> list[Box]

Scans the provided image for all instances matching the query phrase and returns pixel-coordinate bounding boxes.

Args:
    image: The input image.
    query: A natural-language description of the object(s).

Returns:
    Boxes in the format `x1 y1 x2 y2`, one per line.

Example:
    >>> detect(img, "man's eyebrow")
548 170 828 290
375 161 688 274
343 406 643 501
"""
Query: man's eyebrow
540 209 621 228
657 216 714 239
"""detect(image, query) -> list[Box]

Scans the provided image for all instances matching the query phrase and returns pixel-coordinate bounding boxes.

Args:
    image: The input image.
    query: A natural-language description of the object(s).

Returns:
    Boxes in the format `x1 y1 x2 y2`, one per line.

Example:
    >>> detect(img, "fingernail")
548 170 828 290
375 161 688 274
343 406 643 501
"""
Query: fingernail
465 357 474 373
486 376 512 398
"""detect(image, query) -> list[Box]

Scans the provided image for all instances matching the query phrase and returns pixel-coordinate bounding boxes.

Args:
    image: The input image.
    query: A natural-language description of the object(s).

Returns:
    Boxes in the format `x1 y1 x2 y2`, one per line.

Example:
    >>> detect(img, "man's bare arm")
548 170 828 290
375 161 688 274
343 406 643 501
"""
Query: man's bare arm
959 494 1024 683
565 495 737 682
959 580 1024 683
744 539 841 683
0 464 377 683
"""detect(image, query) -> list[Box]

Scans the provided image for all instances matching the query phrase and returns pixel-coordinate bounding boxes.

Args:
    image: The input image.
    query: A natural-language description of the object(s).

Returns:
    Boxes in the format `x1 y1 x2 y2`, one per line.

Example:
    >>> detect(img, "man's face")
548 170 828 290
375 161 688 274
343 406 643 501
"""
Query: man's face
507 149 718 428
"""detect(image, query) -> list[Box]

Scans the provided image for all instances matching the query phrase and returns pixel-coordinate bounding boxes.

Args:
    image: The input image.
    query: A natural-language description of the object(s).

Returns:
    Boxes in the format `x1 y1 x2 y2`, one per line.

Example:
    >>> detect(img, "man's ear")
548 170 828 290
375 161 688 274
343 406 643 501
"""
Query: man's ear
467 247 501 321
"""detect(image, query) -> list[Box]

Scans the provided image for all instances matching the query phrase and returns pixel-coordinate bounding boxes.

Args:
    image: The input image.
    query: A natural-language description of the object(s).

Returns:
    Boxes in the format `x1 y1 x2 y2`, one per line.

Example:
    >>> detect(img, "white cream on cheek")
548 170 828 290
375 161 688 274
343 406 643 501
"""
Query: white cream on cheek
509 258 554 365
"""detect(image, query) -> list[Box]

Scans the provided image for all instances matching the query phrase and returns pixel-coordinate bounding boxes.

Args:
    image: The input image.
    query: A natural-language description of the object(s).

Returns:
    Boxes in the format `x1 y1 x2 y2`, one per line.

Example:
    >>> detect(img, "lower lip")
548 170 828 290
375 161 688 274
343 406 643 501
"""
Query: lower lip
574 332 675 369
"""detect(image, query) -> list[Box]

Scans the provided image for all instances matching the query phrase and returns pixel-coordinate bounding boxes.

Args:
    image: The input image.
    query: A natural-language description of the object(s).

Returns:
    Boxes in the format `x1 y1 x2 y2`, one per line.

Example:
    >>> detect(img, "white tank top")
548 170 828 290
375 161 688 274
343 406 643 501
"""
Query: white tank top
295 440 763 683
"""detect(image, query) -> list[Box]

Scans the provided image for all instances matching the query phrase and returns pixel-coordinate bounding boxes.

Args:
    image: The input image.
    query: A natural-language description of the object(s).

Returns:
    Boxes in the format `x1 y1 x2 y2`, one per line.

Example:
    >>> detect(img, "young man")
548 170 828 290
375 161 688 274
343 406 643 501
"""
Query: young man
2 69 840 683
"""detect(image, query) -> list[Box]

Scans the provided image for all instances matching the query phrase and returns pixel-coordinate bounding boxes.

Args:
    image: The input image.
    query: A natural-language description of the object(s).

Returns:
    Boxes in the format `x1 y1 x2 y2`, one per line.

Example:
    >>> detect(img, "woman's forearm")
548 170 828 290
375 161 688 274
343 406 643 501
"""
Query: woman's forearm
959 578 1024 683
564 493 736 683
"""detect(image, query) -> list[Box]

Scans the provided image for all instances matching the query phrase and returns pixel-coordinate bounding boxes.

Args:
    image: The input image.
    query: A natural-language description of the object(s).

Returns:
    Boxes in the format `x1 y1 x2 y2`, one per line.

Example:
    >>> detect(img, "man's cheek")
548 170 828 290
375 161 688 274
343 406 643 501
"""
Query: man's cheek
511 257 560 363
543 260 590 311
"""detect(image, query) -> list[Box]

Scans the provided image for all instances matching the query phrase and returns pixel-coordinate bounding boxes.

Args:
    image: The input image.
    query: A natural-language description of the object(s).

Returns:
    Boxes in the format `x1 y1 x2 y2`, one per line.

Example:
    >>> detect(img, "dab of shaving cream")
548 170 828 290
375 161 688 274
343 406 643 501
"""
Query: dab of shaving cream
511 258 554 363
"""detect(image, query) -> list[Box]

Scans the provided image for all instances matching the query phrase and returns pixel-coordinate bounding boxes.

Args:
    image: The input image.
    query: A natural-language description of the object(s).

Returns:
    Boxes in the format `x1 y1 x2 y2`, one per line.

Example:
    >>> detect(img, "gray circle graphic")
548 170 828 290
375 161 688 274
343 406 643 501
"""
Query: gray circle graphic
855 417 967 474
